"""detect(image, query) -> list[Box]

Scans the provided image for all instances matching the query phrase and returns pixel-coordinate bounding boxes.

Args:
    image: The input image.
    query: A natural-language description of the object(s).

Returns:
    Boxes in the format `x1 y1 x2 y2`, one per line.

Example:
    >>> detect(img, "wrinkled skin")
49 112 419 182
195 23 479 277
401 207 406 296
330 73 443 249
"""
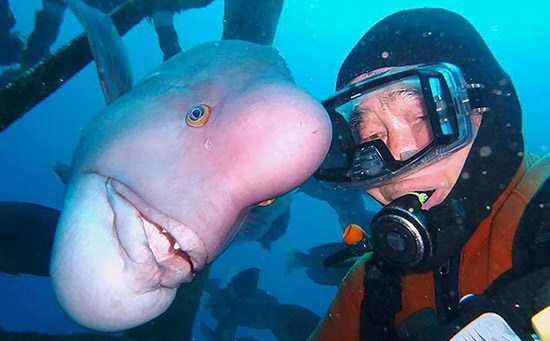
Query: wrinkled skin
51 41 331 332
347 70 481 210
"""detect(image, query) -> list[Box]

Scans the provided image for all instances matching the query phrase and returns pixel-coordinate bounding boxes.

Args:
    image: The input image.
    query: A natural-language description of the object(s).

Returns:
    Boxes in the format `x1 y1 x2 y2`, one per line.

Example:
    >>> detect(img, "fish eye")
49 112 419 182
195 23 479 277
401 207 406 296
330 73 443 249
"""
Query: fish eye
186 104 211 127
258 198 276 207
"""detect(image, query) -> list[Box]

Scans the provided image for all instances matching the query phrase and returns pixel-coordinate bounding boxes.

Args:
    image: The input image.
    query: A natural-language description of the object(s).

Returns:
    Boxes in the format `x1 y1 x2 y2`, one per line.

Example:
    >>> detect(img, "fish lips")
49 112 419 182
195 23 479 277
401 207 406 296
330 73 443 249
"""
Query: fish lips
103 175 208 286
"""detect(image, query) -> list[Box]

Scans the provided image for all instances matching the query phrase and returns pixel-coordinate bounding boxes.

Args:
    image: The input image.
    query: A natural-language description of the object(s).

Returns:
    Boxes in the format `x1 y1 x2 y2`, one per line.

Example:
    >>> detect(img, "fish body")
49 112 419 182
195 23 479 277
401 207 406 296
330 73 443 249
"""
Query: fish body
235 191 293 250
202 268 320 341
286 242 355 286
300 176 376 231
268 304 321 341
50 36 331 332
0 202 59 277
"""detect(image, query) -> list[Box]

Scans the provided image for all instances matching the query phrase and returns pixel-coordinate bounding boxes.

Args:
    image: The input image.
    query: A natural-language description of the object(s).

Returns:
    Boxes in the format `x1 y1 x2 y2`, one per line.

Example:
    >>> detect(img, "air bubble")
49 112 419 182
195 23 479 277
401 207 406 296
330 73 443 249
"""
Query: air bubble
479 146 492 157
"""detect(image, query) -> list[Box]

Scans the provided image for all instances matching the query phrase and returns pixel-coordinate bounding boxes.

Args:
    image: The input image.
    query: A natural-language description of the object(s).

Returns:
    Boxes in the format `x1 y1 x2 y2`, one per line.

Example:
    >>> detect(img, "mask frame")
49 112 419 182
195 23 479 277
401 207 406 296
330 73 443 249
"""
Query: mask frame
315 63 488 189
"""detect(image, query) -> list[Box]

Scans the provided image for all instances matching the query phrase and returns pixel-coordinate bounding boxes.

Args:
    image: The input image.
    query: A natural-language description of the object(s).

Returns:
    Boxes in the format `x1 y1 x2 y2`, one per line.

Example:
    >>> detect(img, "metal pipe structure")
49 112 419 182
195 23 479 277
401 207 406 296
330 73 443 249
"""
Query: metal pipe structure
0 0 150 132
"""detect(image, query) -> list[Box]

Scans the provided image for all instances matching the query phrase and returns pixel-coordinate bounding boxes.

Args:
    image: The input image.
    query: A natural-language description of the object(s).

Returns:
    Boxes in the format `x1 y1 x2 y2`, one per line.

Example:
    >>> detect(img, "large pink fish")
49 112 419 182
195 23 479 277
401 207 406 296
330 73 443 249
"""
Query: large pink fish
50 1 331 332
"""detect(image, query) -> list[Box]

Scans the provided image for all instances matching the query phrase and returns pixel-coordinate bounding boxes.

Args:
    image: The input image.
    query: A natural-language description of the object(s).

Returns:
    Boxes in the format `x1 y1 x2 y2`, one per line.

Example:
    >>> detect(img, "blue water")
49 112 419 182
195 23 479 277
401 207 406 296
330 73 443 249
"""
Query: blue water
0 0 549 339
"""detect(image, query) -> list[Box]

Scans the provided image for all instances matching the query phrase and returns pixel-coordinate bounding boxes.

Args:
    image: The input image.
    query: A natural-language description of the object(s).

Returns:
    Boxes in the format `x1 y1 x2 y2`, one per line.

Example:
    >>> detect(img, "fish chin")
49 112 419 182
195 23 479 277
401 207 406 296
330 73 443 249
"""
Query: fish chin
52 173 182 331
104 176 209 284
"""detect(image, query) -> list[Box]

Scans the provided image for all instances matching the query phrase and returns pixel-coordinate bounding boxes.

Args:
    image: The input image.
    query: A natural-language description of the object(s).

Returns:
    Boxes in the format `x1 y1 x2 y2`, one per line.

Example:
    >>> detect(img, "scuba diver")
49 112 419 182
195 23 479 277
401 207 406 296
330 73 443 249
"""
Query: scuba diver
311 8 550 340
0 0 23 65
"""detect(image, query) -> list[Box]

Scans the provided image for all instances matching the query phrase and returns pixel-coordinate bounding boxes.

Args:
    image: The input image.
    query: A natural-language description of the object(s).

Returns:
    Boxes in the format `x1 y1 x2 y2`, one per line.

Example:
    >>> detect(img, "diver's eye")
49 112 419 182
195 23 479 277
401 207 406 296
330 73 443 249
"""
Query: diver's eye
186 104 211 127
258 198 275 207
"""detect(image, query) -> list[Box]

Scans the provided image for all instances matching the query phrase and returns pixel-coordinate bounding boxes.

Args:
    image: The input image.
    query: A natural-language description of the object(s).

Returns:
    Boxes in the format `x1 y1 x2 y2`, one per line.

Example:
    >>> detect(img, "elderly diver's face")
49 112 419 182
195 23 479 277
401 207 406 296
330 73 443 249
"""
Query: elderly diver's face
349 70 481 210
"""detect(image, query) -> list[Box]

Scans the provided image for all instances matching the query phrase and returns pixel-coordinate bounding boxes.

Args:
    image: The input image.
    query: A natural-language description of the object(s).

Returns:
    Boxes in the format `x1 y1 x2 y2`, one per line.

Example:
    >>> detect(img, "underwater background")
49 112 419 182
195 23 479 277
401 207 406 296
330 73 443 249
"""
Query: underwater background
0 0 549 339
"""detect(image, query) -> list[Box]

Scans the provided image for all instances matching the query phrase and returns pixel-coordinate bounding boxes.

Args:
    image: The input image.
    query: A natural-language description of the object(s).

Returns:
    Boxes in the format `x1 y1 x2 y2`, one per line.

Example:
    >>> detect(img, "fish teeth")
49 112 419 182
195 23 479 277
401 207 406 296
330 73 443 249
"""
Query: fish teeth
161 229 167 234
173 242 181 250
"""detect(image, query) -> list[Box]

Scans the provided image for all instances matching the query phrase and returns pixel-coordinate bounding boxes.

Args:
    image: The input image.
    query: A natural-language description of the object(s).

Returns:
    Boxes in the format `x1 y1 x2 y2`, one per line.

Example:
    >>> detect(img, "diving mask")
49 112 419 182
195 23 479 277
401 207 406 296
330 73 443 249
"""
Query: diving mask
315 63 488 188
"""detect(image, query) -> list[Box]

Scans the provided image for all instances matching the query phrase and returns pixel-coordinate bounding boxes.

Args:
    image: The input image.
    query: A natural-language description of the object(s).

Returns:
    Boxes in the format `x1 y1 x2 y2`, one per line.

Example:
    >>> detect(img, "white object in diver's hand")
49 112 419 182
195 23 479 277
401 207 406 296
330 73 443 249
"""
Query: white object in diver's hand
450 312 520 341
532 305 550 341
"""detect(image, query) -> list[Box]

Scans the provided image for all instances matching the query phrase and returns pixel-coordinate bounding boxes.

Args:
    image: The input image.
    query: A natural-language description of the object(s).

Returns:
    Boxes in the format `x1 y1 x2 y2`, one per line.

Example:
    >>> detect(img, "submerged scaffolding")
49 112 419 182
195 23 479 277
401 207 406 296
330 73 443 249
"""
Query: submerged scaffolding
0 0 150 132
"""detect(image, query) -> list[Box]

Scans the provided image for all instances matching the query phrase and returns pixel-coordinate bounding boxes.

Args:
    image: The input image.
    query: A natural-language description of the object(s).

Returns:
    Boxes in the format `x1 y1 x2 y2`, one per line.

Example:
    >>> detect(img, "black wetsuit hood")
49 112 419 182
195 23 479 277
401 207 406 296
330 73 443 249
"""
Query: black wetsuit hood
337 8 524 267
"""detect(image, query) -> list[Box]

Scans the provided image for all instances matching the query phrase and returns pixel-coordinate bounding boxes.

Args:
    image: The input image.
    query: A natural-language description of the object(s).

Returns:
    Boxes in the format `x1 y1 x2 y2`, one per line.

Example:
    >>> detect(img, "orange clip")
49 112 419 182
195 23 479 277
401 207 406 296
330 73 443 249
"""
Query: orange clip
343 224 366 245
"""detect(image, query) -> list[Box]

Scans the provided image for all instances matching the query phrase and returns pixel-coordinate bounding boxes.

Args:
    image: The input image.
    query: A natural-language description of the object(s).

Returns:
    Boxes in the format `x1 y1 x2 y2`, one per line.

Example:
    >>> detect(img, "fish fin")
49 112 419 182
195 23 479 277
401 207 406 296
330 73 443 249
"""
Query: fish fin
291 185 303 195
220 263 240 287
199 321 215 340
275 205 291 227
65 0 132 104
284 244 299 277
258 239 271 251
257 202 292 251
53 161 71 184
229 268 260 298
197 291 212 312
204 278 222 295
215 320 238 340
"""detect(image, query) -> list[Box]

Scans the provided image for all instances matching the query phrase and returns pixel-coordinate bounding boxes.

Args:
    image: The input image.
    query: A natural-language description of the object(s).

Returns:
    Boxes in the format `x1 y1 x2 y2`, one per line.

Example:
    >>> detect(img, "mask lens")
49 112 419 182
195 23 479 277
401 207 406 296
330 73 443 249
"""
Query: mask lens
336 76 435 163
428 77 457 137
351 144 386 179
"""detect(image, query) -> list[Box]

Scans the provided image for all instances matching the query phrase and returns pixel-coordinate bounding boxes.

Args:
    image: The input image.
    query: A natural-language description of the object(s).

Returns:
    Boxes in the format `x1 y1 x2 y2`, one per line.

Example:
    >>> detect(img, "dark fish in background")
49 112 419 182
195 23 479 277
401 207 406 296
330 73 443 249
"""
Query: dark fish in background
268 304 320 341
299 176 376 233
285 242 355 287
256 204 291 251
202 267 322 341
204 268 280 332
202 302 321 341
0 201 59 277
234 192 293 250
